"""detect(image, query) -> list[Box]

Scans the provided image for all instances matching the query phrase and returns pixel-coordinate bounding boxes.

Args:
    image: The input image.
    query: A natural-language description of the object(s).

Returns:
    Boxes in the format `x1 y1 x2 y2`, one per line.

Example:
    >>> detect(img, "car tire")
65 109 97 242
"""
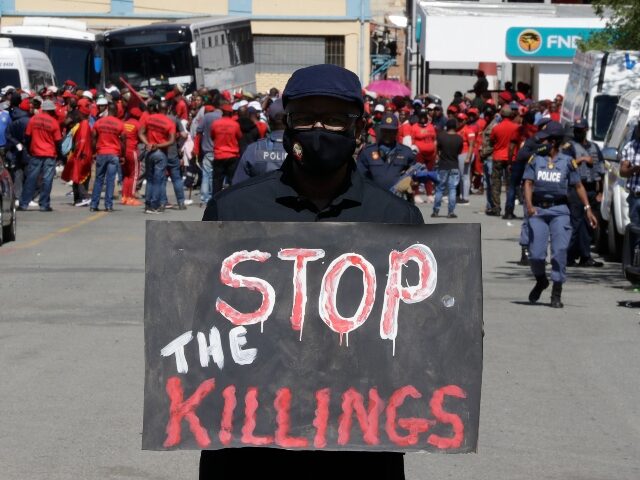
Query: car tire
593 207 608 255
0 202 4 247
607 205 623 261
3 200 16 242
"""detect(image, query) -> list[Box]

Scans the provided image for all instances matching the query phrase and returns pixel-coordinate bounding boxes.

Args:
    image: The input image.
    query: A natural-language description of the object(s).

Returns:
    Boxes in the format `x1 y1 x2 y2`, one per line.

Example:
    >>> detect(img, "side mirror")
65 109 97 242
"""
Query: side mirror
602 147 619 162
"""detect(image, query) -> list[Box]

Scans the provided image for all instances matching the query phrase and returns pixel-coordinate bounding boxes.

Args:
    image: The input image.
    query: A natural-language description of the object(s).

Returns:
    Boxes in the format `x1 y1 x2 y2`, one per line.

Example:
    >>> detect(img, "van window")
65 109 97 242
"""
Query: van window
592 94 619 141
605 106 628 149
28 70 54 92
0 68 21 87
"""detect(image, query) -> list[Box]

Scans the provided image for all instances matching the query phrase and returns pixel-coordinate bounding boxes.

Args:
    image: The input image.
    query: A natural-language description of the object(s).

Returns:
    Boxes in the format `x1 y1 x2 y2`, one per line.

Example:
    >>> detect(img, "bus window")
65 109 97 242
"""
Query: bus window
47 39 93 87
0 69 21 87
28 70 55 91
592 94 619 142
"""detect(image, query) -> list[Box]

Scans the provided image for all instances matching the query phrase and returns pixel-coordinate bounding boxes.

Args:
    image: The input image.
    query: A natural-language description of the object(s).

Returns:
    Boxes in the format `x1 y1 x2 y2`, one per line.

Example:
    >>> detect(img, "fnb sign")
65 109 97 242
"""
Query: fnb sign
506 27 602 59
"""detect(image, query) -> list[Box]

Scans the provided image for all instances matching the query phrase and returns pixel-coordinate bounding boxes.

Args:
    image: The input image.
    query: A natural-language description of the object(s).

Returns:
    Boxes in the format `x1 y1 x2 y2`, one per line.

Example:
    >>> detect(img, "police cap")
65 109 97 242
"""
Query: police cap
573 117 589 129
536 120 564 139
282 64 364 113
379 112 399 130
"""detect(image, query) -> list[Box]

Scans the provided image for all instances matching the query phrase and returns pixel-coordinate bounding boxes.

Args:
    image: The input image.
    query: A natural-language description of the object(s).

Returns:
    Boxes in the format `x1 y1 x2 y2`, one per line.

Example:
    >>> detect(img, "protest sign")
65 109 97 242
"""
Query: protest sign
143 221 482 452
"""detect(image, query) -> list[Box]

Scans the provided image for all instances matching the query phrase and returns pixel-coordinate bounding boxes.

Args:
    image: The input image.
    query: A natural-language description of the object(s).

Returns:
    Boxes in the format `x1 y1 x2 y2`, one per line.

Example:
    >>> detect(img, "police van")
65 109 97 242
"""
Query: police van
600 90 640 260
0 38 56 92
561 50 640 148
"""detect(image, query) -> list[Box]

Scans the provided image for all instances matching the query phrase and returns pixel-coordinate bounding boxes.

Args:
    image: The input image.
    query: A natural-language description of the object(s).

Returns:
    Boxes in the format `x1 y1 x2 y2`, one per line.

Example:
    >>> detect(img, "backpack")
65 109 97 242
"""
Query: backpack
61 123 80 156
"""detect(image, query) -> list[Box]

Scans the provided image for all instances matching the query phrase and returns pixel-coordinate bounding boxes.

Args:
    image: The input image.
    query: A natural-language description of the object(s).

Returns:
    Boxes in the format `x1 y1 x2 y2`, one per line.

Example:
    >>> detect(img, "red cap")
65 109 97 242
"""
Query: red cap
222 90 231 102
220 104 233 113
62 91 74 99
485 98 495 106
468 107 479 116
234 91 243 99
456 113 468 121
165 91 175 101
19 99 31 111
447 105 459 113
204 105 215 113
516 92 526 102
90 88 97 97
499 91 512 102
129 107 142 119
64 80 77 87
78 103 91 116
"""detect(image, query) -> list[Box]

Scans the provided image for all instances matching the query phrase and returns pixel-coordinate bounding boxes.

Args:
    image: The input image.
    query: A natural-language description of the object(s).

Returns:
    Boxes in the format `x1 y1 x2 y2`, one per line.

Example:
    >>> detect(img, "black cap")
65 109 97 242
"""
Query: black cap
536 121 564 139
379 112 399 130
573 117 589 129
282 64 364 113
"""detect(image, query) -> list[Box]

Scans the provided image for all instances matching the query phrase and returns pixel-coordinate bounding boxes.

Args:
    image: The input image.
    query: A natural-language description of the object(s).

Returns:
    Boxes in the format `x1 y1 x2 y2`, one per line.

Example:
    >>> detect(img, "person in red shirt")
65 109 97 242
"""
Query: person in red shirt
121 107 143 206
211 103 242 193
18 99 63 211
139 99 176 213
410 110 437 198
173 86 189 122
90 103 125 212
456 112 477 204
61 106 93 206
488 105 520 215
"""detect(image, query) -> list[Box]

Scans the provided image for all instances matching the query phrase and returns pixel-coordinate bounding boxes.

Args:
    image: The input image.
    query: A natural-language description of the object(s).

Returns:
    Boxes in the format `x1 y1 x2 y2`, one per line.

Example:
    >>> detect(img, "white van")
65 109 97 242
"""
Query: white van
0 38 56 92
600 90 640 259
561 50 640 148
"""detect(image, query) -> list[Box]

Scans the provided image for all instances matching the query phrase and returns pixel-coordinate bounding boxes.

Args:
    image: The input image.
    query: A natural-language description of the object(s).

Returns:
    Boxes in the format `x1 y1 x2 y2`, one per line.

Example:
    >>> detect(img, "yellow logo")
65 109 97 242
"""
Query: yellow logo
518 29 542 54
385 117 393 124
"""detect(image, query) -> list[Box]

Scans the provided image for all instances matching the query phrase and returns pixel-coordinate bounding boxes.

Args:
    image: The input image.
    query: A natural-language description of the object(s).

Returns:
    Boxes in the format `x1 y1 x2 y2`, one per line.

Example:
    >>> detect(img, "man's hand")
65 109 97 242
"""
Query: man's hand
579 155 593 165
527 205 537 217
586 209 598 229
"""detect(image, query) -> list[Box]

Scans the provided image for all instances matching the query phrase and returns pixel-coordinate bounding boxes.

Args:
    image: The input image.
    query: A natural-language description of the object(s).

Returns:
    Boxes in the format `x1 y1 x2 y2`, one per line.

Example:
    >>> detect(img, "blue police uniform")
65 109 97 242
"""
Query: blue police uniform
567 139 605 263
232 130 287 184
356 142 416 191
523 152 580 283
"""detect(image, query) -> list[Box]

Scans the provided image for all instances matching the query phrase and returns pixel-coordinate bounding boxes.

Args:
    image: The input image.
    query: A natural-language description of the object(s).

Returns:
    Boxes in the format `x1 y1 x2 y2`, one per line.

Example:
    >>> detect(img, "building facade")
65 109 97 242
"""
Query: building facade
0 0 371 92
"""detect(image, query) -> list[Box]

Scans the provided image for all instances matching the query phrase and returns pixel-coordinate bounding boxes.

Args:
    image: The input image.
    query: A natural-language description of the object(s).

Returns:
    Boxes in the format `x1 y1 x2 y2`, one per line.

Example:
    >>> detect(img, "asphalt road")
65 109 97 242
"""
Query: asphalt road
1 180 639 480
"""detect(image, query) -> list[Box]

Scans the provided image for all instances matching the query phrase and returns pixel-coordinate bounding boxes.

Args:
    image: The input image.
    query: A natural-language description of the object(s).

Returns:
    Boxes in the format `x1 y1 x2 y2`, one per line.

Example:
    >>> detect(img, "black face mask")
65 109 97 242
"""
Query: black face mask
283 128 357 176
574 130 587 143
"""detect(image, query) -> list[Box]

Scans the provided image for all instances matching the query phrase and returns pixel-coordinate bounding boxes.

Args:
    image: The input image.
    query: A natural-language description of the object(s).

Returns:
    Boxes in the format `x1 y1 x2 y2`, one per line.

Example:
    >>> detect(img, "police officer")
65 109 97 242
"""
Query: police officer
232 99 287 184
357 112 416 192
567 118 605 267
523 121 597 308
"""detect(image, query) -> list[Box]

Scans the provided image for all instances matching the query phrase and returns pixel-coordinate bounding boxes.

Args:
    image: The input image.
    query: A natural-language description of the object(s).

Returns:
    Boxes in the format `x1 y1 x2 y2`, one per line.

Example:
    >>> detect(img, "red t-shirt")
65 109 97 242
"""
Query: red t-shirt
94 116 124 155
142 113 176 146
490 118 520 161
175 98 188 121
398 121 412 143
26 113 62 157
211 116 242 160
123 118 140 154
458 124 478 154
410 122 437 155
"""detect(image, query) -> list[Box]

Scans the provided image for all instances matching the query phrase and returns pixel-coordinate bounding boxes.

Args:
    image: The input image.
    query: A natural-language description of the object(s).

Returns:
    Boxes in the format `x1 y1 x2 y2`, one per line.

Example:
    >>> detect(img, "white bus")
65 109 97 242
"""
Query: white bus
101 16 255 92
1 17 99 88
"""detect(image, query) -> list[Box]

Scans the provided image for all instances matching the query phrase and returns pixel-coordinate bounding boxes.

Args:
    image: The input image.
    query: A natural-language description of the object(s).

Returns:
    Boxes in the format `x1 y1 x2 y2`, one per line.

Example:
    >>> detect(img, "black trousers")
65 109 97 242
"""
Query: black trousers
213 157 239 194
568 187 597 261
200 449 405 480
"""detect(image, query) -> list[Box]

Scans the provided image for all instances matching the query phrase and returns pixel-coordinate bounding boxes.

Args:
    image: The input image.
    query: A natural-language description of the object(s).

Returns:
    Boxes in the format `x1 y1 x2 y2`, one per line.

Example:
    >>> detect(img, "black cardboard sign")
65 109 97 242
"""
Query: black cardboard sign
143 221 482 453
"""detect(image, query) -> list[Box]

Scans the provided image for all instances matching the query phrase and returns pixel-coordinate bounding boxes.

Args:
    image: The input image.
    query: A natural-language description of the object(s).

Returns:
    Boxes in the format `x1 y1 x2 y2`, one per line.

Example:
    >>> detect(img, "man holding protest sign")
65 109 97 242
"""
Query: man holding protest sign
200 64 423 477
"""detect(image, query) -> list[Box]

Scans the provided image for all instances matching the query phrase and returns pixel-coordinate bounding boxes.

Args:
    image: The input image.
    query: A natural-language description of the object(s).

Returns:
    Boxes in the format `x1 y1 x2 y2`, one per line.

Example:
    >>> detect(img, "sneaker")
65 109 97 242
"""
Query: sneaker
39 207 53 212
164 203 175 210
502 212 516 220
426 195 435 204
178 203 187 210
29 201 38 207
447 212 458 219
184 199 194 206
144 208 161 214
75 199 91 207
105 207 114 212
414 195 425 204
89 207 100 212
457 199 470 205
431 210 439 218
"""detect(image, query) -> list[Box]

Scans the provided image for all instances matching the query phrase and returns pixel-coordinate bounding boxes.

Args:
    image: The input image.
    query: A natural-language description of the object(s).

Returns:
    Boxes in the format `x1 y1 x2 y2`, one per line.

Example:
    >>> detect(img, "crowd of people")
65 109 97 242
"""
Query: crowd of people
0 66 614 306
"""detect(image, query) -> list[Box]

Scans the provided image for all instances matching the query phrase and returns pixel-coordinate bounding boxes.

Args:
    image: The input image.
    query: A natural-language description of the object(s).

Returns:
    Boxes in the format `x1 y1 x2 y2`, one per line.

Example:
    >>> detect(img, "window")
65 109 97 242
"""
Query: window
325 36 345 67
254 35 344 74
28 70 54 91
592 94 619 141
0 69 20 88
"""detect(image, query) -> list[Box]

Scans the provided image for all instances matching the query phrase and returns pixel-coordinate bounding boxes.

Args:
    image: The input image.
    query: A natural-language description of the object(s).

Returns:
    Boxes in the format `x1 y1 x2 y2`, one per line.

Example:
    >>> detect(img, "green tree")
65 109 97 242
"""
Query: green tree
579 1 640 51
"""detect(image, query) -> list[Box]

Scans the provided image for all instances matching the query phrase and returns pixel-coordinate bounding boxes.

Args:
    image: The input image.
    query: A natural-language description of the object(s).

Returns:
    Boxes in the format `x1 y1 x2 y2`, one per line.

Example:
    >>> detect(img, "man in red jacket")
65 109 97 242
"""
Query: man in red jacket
211 103 242 193
91 103 125 212
488 106 520 216
18 99 62 211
